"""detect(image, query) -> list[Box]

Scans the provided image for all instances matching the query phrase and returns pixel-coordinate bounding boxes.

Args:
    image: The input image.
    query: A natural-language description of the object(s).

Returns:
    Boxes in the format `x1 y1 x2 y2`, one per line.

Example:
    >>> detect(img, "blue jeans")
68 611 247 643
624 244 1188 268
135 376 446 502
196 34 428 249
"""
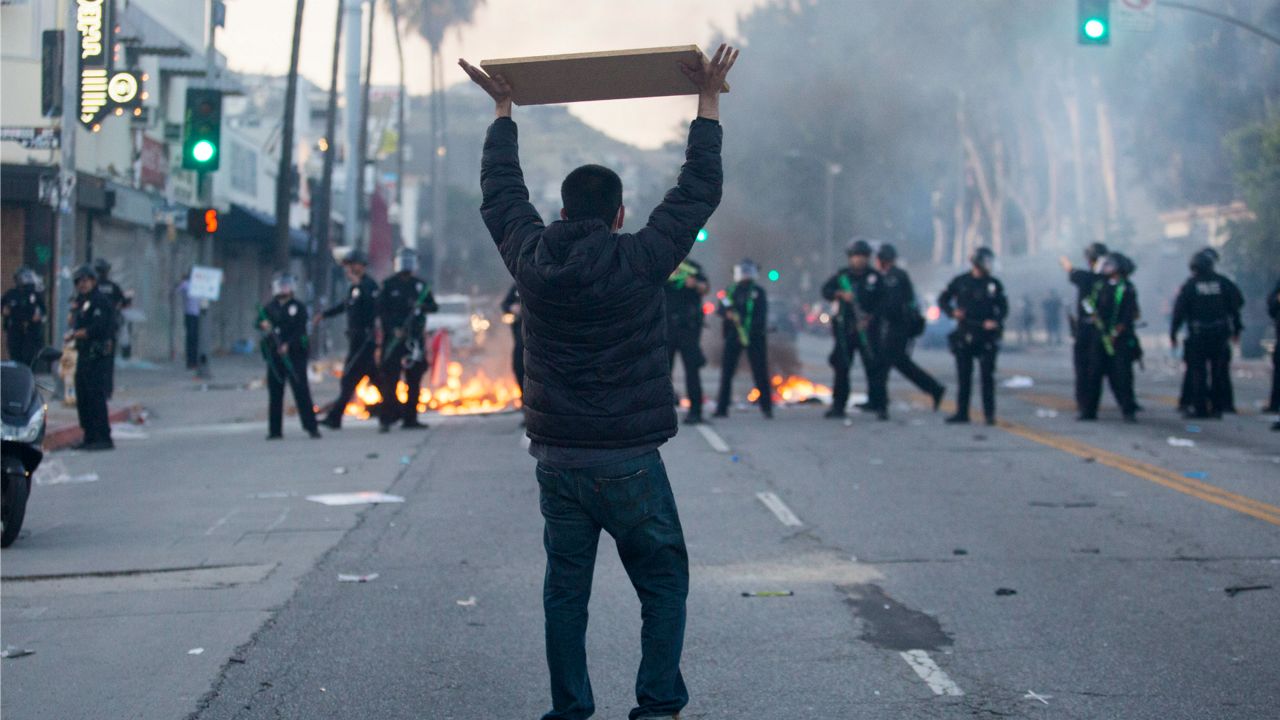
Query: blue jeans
536 451 690 720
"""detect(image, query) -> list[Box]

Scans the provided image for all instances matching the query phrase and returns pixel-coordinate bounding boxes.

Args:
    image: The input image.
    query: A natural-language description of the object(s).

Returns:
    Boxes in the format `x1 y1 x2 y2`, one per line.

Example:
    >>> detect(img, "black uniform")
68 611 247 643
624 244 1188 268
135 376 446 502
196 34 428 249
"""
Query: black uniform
821 267 882 415
1080 278 1140 419
95 278 125 397
1268 278 1280 414
320 275 380 427
939 272 1007 423
870 266 943 409
665 260 709 419
376 272 437 429
2 284 45 367
1042 292 1063 346
1172 271 1244 418
260 297 319 438
715 281 771 417
502 284 525 393
1068 267 1104 410
71 289 114 447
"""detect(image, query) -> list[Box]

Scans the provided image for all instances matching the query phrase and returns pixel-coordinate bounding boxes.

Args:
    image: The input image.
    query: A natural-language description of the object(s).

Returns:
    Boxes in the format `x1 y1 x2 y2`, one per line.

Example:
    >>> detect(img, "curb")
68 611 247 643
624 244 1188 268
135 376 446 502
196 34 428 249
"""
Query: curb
44 403 145 452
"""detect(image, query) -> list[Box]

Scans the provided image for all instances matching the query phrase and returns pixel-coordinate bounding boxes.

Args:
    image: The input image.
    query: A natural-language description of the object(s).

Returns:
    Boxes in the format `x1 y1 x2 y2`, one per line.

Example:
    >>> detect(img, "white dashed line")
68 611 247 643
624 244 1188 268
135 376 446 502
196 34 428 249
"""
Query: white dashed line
899 649 964 696
755 491 803 527
696 425 730 453
204 509 240 536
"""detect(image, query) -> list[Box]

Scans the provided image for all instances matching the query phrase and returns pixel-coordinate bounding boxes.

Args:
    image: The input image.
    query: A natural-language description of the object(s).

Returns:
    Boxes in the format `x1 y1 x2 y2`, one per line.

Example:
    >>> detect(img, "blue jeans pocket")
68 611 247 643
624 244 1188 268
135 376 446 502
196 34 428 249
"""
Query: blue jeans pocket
595 467 654 533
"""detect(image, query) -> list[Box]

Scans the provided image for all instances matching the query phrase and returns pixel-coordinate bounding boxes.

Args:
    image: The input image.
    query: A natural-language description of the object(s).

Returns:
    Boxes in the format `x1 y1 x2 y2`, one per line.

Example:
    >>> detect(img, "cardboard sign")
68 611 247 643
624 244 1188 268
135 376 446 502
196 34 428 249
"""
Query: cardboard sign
480 45 729 106
188 265 223 302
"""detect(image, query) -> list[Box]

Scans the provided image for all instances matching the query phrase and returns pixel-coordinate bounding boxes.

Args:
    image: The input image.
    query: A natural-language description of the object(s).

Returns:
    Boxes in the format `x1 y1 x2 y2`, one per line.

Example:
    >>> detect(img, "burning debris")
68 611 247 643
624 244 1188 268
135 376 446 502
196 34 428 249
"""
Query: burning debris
344 361 522 419
744 375 833 406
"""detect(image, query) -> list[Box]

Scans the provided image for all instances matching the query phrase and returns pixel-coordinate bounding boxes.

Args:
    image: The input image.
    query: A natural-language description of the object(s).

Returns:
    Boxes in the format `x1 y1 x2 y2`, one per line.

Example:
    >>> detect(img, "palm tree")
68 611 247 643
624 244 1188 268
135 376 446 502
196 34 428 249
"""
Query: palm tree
275 0 307 268
401 0 484 284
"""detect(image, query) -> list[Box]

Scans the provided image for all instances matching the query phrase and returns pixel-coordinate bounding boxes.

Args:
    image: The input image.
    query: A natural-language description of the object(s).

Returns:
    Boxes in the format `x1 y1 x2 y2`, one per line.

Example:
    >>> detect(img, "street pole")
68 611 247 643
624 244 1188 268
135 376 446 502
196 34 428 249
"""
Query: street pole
343 0 364 251
823 163 840 264
1162 2 1280 47
55 0 80 362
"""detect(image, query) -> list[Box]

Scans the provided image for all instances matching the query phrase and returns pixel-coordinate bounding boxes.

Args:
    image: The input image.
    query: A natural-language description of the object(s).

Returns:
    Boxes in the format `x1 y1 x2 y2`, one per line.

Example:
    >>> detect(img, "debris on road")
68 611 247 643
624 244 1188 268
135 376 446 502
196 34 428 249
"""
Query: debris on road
188 648 204 655
366 453 379 459
1183 471 1209 480
1002 375 1034 389
333 467 348 475
1 646 34 659
741 591 794 597
1024 690 1052 705
1224 585 1271 598
1035 408 1059 418
953 549 968 556
456 596 478 606
1185 425 1202 433
1166 437 1197 448
306 492 405 506
34 459 100 486
338 573 380 583
995 588 1018 596
247 491 298 499
110 423 149 440
400 456 412 465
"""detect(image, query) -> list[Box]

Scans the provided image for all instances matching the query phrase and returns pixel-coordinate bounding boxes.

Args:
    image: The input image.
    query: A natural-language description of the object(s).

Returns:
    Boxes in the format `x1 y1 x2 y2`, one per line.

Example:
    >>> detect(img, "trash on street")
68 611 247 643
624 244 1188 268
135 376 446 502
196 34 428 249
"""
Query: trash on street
306 492 406 506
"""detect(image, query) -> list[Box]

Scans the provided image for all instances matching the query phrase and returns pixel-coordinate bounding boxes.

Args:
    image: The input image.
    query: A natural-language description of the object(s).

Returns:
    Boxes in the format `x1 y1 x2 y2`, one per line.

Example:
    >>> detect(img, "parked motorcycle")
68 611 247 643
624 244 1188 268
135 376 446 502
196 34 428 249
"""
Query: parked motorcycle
2 348 59 547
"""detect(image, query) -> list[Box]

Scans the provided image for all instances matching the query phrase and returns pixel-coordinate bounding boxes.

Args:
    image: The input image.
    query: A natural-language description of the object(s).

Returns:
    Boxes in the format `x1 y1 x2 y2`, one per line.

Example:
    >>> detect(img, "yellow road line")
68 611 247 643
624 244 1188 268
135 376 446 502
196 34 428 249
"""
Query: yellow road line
910 391 1280 527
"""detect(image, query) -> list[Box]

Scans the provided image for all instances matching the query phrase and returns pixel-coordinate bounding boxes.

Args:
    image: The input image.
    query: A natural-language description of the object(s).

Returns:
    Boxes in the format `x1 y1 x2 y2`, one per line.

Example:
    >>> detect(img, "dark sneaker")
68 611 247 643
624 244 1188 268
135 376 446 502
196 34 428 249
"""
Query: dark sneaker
320 417 342 430
682 414 703 425
308 430 323 439
712 410 728 418
81 440 114 451
944 414 969 425
402 420 428 430
1077 414 1097 422
378 425 391 434
823 408 846 419
266 434 283 441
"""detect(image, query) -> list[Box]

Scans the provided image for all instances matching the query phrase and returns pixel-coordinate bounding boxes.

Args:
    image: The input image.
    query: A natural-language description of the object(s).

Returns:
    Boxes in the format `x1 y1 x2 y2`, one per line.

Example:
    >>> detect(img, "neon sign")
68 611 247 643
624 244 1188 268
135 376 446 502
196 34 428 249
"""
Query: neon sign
77 0 141 128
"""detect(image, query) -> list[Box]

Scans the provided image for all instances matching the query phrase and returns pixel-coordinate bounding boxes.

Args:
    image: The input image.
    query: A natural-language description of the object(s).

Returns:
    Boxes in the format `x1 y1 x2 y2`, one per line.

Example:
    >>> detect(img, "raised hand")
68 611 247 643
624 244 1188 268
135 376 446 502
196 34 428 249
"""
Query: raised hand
458 59 513 117
680 43 740 121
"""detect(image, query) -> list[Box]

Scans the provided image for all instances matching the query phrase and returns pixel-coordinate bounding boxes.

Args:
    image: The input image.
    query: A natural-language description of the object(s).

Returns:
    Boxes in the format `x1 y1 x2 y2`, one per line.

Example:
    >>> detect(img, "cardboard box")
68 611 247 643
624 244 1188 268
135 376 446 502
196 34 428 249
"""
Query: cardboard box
480 45 729 106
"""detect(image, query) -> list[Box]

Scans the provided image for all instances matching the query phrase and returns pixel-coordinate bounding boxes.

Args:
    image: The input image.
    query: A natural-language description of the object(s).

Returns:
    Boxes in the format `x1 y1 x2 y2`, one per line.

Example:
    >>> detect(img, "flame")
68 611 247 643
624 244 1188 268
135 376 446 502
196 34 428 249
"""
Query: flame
345 360 522 418
771 374 832 404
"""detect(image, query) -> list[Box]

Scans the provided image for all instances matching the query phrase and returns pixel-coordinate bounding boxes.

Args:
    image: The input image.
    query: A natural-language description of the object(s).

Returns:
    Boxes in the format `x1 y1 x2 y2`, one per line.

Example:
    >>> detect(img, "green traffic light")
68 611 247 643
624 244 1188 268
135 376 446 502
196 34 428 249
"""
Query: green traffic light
192 140 216 164
1083 18 1107 39
696 228 709 242
767 270 780 282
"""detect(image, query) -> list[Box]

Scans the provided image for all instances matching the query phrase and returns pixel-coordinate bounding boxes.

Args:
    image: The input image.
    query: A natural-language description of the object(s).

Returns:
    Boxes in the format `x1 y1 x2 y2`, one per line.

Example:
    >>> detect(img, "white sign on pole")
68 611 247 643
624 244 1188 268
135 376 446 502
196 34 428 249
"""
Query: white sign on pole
1115 0 1157 33
188 265 223 302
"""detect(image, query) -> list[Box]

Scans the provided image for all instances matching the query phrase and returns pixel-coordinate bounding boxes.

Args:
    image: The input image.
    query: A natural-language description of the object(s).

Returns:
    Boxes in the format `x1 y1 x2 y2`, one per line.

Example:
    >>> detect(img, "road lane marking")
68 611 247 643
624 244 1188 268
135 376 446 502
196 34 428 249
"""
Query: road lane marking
756 491 803 527
697 425 730 453
999 420 1280 527
265 508 290 532
900 650 964 696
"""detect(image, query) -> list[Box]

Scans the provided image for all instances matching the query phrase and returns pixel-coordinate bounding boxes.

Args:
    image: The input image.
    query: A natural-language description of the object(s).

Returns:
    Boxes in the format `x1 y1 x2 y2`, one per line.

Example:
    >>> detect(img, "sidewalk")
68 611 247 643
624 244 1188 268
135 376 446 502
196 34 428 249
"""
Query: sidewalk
43 355 342 451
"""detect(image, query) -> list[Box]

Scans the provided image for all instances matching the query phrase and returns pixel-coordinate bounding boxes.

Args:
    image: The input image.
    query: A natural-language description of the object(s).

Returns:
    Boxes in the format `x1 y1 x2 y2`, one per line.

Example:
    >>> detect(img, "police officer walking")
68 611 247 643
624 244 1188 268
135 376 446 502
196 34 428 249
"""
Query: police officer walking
1171 249 1244 419
714 259 772 419
259 272 321 440
65 265 114 451
376 248 438 433
666 257 710 424
2 267 46 367
1079 253 1140 423
870 244 945 417
316 250 379 430
940 247 1007 426
821 239 882 419
501 284 525 393
1060 242 1108 412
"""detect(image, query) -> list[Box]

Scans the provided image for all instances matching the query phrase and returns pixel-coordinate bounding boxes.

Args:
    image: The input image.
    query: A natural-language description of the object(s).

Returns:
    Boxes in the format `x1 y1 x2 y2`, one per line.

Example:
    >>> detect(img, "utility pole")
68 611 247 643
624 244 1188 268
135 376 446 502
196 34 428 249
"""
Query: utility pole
54 0 81 355
275 0 306 268
343 0 364 251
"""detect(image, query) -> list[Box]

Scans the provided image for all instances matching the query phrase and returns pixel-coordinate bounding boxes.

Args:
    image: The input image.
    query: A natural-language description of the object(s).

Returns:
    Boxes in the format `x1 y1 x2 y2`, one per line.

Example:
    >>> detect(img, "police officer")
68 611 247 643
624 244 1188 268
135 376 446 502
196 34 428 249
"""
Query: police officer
821 239 882 419
65 265 114 451
871 243 945 417
666 257 710 424
940 247 1007 426
1171 249 1244 419
259 272 321 440
714 259 772 419
1060 241 1108 412
501 284 524 393
2 267 46 367
1079 253 1140 423
1267 277 1279 423
316 250 379 430
92 258 126 398
376 248 438 432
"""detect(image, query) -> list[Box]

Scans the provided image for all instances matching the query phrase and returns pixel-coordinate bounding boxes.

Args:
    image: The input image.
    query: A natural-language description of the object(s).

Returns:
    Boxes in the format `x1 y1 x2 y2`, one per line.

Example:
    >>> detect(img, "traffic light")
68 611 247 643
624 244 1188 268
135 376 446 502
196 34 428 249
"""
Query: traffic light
182 88 222 171
767 269 780 282
696 228 709 243
1077 0 1110 45
188 207 219 235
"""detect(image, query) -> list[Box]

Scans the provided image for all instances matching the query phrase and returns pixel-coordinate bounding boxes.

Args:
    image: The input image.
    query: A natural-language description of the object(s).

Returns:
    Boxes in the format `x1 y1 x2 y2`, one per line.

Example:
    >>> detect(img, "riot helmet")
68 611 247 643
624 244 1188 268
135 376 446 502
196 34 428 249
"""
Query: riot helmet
733 258 759 283
72 264 98 283
1189 249 1215 275
970 246 995 273
1084 242 1109 264
876 243 898 263
93 257 112 278
271 271 297 297
846 238 873 257
394 248 418 274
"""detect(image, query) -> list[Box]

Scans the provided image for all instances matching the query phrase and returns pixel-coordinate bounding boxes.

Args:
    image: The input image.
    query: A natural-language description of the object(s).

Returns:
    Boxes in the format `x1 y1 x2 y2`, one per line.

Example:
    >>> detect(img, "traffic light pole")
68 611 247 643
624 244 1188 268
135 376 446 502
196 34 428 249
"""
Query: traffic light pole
54 0 80 369
1162 2 1280 48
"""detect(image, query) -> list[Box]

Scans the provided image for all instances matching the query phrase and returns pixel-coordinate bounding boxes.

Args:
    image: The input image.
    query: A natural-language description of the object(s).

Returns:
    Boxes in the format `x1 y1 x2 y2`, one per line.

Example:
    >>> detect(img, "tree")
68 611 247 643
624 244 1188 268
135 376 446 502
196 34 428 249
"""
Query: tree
402 0 485 281
275 0 307 268
1224 118 1280 356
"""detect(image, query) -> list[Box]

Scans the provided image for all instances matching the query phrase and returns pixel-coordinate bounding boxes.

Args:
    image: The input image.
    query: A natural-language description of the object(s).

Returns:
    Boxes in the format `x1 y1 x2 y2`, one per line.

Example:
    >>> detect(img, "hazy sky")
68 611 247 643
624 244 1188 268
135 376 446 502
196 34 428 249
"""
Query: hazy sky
218 0 765 149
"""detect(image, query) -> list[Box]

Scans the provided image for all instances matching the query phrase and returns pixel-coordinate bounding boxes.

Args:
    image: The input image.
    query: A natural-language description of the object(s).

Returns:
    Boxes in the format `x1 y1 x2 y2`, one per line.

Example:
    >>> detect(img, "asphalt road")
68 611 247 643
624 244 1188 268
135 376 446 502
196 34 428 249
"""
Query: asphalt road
2 341 1277 719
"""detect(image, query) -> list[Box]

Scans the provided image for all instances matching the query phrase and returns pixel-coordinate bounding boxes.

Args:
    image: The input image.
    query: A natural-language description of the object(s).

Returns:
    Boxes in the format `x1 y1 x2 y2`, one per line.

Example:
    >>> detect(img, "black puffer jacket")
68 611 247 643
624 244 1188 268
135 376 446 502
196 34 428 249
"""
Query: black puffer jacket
480 116 723 448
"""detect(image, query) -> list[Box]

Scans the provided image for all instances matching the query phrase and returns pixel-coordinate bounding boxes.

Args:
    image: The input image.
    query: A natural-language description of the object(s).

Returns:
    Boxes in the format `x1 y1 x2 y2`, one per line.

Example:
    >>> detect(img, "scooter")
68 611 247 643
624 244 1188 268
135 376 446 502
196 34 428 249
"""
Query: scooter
2 348 60 547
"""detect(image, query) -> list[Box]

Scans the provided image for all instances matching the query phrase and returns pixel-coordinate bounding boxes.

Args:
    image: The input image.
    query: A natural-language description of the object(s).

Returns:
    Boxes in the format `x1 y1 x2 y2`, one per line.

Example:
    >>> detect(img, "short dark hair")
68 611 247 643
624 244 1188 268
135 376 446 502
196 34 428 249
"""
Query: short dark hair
561 164 622 226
